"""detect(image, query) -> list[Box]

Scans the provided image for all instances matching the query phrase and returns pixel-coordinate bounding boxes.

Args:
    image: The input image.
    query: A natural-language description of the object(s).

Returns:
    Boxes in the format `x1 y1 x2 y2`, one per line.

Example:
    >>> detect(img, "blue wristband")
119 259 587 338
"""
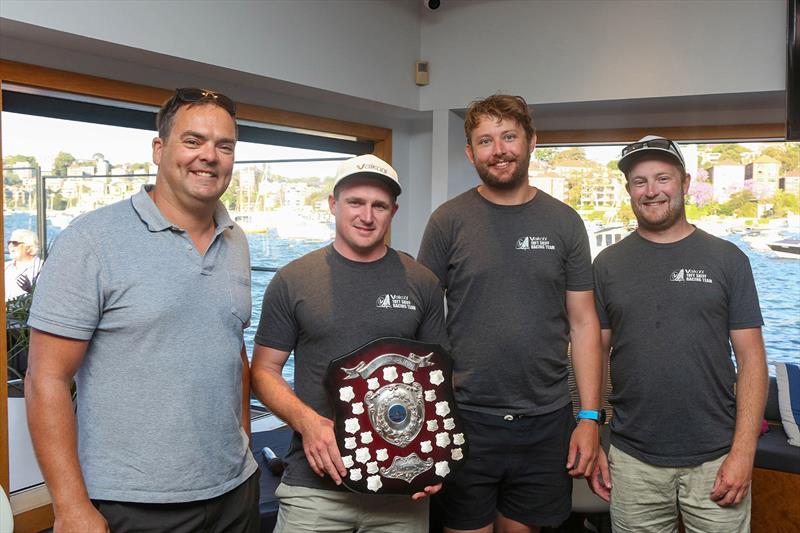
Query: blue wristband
576 409 601 421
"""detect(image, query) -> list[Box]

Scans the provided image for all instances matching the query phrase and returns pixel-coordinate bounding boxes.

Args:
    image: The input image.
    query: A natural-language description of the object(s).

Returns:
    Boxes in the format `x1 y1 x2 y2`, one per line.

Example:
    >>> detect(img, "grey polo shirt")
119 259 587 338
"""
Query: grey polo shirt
29 185 258 503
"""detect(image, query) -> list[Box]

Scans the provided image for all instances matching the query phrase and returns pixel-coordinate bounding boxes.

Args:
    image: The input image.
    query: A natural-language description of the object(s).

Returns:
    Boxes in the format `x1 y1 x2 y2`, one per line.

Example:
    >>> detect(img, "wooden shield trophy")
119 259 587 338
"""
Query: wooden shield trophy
325 337 467 494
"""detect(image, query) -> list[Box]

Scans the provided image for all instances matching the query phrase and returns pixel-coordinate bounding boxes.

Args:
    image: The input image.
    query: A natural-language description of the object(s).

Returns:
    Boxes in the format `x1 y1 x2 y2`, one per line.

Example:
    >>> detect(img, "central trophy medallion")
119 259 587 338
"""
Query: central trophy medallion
364 382 424 447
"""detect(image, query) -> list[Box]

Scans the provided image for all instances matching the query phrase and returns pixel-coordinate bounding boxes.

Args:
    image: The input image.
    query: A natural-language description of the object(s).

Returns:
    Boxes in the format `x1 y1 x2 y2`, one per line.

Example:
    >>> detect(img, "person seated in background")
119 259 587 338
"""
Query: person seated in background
4 228 43 300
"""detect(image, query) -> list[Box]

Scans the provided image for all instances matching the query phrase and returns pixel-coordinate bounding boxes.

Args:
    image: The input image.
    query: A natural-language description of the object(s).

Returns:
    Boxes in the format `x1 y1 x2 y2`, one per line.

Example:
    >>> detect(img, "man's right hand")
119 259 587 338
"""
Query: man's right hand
298 413 347 485
54 502 109 533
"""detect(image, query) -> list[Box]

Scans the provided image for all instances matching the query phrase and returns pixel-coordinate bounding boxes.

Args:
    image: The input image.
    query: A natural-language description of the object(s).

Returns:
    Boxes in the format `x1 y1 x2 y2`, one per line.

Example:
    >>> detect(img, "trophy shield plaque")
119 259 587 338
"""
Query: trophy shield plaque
325 337 467 494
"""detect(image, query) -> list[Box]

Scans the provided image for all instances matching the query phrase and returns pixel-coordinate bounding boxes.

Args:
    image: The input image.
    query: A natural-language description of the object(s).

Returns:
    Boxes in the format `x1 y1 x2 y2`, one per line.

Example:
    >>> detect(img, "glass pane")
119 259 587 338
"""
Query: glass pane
532 142 800 372
3 110 349 492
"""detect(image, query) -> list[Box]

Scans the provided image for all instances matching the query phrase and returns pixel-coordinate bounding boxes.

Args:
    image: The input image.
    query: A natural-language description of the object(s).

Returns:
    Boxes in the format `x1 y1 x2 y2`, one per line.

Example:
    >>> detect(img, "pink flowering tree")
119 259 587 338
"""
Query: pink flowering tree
688 180 713 206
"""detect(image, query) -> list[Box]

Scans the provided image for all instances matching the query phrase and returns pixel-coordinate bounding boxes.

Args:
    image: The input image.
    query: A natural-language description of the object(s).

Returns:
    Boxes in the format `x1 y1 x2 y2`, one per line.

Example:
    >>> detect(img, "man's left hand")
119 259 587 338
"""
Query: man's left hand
567 419 599 478
710 451 753 507
411 483 442 501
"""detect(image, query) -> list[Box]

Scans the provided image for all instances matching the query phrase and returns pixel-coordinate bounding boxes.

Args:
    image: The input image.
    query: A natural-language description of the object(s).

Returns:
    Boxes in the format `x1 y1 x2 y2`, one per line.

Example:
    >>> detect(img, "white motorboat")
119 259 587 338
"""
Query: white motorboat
767 239 800 259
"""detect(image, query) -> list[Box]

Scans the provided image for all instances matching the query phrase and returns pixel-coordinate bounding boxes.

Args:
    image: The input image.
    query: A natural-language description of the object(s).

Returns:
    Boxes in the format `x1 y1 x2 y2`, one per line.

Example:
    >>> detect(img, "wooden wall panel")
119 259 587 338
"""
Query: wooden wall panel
0 60 391 146
1 80 8 495
538 123 785 146
12 503 54 533
751 467 800 533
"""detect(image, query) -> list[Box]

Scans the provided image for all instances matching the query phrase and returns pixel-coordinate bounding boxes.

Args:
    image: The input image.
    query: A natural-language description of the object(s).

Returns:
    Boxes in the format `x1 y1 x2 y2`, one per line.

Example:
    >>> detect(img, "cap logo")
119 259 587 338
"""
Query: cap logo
357 163 389 174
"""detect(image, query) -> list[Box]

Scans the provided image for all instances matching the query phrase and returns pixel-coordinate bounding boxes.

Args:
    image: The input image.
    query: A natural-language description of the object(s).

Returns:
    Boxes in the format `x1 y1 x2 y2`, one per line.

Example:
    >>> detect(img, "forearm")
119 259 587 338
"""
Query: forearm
730 351 768 459
570 323 602 411
25 372 91 513
251 365 322 434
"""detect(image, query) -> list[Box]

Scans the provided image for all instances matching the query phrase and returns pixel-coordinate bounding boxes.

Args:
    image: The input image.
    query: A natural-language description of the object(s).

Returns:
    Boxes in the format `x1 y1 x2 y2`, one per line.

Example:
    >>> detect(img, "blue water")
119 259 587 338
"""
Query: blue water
5 213 799 379
726 233 800 368
243 232 330 386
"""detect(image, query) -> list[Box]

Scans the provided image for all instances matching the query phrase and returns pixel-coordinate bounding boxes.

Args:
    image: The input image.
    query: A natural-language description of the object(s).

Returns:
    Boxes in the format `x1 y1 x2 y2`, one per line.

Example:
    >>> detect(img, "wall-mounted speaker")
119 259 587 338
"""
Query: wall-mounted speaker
415 61 429 86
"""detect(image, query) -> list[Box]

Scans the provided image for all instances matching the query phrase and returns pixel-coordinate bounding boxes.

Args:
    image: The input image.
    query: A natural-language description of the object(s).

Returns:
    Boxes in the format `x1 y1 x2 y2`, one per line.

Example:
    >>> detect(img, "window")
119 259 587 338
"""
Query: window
0 64 391 513
532 141 800 372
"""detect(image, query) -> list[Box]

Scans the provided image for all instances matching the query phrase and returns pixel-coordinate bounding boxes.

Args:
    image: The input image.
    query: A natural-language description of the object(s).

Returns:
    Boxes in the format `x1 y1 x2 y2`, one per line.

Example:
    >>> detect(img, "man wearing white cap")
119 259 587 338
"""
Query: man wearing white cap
251 154 448 532
590 136 768 532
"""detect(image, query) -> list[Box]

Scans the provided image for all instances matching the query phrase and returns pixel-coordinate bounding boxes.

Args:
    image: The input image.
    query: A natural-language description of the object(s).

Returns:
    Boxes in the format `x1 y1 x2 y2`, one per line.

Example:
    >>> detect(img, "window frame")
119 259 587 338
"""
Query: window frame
0 59 392 528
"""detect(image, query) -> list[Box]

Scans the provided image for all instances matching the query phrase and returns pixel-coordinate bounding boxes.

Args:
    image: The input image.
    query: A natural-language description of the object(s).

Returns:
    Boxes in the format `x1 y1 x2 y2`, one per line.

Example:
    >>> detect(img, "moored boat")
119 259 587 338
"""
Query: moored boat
767 239 800 259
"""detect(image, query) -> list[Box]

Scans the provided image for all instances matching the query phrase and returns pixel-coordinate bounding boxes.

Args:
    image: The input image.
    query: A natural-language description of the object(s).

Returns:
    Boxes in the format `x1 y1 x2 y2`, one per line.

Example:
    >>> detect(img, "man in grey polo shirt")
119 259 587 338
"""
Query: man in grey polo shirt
25 88 259 533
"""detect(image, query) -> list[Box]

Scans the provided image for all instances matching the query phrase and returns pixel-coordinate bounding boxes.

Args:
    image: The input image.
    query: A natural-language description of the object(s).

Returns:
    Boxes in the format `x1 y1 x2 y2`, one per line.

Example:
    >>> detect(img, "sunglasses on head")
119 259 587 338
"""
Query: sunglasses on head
173 88 236 116
621 138 679 158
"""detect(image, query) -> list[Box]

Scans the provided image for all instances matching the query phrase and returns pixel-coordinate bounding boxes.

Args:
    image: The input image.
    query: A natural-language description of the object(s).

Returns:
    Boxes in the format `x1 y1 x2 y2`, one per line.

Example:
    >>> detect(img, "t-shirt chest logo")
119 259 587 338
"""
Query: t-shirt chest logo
515 235 555 251
670 268 713 284
376 294 417 310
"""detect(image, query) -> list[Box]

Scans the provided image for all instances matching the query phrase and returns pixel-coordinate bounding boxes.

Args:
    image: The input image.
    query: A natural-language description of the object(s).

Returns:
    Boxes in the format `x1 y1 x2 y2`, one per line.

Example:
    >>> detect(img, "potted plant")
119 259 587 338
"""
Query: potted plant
6 291 33 398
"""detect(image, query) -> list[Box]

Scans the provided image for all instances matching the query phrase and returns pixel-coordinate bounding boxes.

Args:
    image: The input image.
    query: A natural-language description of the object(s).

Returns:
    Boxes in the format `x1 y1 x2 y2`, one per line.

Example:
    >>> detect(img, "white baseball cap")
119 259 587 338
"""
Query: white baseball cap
334 154 401 197
618 135 686 175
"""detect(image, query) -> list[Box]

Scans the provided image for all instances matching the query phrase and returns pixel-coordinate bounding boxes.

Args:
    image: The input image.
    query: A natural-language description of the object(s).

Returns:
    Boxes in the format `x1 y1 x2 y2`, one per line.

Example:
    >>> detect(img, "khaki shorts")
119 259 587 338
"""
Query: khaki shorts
608 445 751 533
274 482 429 533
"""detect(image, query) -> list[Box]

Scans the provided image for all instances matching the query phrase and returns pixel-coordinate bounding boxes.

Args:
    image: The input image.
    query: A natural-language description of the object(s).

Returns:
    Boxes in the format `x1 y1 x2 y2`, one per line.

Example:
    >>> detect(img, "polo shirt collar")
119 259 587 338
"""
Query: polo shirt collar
132 184 235 234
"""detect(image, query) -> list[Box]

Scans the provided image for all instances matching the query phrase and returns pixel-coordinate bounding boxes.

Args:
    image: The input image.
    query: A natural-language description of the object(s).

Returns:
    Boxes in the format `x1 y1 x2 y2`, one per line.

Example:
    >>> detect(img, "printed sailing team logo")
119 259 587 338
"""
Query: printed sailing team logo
515 235 555 251
670 268 713 284
376 294 417 310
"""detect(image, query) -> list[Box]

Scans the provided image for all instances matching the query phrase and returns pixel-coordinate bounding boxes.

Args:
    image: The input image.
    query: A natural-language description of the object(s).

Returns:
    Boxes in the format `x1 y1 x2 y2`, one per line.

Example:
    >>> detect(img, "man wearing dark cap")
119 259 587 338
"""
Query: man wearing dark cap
26 88 259 532
251 154 448 532
590 136 768 532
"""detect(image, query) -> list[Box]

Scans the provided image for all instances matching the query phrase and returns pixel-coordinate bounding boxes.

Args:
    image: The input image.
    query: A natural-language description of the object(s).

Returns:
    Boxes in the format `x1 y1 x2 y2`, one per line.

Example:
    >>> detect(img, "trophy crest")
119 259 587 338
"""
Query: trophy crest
325 337 467 494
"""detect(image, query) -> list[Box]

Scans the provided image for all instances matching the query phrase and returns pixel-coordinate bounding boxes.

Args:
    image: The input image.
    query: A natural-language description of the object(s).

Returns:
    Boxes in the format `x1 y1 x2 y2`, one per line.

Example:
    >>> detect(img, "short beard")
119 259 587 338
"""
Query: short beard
634 194 687 233
475 153 531 191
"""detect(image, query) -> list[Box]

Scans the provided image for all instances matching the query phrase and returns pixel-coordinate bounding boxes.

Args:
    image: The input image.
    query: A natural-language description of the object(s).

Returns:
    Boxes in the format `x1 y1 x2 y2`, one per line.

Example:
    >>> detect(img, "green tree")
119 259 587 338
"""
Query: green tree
4 175 22 186
321 176 336 193
768 190 800 218
52 152 76 177
719 190 756 216
566 179 583 207
3 155 39 186
305 189 329 207
553 147 587 163
128 162 151 173
762 143 800 174
710 144 747 164
3 154 38 168
704 202 722 216
49 191 68 211
533 147 559 164
616 203 635 225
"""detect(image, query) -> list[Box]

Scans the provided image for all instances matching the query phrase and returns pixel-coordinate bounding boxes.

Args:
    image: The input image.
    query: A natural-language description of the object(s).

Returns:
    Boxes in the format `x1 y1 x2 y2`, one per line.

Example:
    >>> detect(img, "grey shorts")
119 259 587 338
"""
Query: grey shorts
274 482 429 533
609 445 751 533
